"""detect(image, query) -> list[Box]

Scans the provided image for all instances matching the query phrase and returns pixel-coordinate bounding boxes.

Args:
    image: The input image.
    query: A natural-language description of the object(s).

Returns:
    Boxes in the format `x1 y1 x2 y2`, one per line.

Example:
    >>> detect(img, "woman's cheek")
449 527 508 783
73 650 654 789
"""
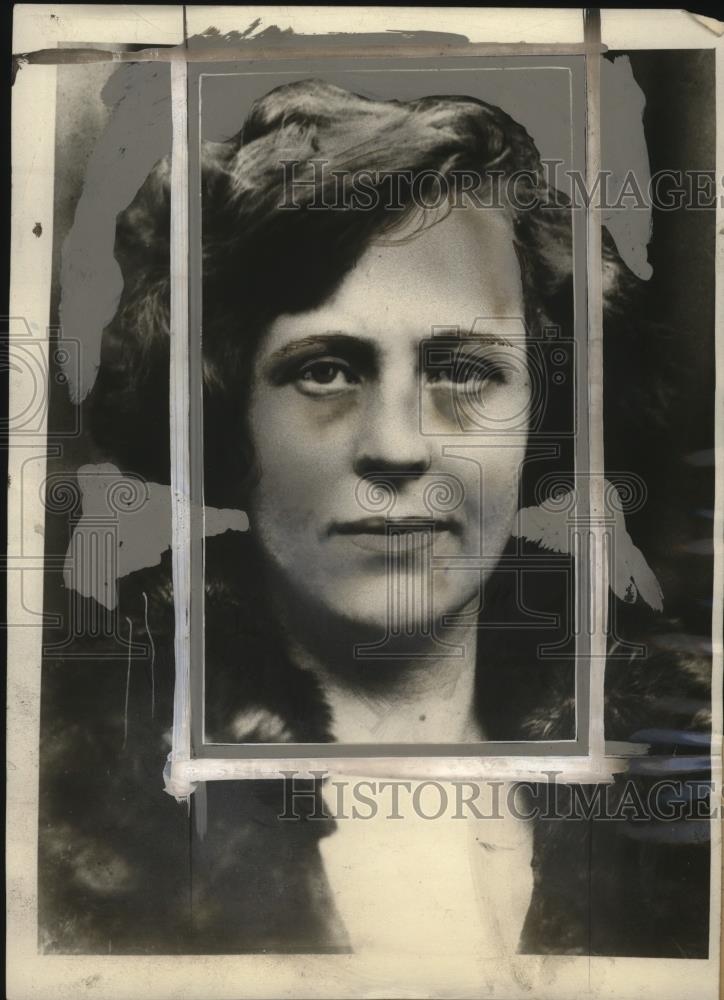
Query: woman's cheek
479 451 526 542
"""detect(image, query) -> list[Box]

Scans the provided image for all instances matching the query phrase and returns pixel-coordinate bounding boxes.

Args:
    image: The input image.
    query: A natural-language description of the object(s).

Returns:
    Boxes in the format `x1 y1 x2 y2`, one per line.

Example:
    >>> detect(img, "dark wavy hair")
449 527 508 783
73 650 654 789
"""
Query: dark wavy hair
89 78 640 505
88 78 703 743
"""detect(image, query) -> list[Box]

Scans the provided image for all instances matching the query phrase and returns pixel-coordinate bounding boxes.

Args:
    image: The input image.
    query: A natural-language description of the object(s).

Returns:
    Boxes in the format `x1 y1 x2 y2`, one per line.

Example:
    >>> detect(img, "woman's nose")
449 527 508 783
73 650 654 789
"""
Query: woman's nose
352 384 432 479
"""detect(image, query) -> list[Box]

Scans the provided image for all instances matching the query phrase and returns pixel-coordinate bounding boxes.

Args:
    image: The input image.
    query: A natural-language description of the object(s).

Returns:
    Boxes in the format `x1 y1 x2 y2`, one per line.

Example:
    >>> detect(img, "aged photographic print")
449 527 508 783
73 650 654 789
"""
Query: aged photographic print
6 6 723 1000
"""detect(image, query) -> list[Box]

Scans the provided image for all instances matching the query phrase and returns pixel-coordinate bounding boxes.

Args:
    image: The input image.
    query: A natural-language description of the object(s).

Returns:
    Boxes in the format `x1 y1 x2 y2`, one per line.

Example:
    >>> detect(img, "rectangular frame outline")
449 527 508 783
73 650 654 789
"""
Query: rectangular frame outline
172 53 592 762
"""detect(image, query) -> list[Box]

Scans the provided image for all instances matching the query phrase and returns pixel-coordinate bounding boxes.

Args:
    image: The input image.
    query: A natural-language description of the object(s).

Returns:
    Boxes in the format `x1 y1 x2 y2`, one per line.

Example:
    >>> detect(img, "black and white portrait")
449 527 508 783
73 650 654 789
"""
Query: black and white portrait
7 8 722 999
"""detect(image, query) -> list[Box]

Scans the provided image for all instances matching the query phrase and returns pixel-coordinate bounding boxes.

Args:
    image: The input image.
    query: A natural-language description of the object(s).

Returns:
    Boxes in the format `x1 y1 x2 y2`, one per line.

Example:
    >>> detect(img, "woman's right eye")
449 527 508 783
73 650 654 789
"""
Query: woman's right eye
294 358 361 396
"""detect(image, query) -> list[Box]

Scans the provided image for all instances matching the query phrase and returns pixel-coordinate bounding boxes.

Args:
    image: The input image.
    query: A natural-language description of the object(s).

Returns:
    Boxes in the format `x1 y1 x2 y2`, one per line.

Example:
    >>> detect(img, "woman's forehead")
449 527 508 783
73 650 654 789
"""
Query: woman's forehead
261 206 525 355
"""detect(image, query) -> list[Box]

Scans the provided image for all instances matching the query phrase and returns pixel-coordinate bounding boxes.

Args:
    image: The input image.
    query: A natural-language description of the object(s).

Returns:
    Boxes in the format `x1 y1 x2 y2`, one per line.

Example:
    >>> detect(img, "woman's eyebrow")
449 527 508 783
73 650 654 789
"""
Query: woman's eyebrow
263 332 378 365
452 328 518 348
267 330 377 364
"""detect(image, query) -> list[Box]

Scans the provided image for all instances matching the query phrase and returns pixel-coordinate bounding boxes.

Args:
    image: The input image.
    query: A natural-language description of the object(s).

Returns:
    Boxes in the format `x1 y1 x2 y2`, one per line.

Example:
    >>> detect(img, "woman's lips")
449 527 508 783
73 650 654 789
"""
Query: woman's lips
328 517 460 555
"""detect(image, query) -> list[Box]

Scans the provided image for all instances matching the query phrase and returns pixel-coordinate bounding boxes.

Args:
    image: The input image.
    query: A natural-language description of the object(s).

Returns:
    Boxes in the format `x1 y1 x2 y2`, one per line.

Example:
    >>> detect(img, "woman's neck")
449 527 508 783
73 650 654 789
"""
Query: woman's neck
284 622 483 744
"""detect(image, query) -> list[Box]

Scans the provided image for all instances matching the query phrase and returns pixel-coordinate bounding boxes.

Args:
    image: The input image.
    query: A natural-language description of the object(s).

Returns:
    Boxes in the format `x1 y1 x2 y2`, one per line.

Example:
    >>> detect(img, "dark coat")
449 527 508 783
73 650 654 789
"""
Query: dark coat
38 538 712 958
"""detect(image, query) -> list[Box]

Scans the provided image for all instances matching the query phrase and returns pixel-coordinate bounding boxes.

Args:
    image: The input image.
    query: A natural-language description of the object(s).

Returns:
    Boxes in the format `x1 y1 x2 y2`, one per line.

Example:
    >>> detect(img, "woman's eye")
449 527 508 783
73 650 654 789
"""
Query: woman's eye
426 356 507 389
295 359 360 396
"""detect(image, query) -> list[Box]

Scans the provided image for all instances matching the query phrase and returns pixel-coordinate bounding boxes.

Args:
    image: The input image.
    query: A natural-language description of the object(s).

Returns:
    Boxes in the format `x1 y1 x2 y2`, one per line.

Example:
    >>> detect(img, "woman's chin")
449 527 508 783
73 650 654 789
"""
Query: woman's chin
302 573 481 638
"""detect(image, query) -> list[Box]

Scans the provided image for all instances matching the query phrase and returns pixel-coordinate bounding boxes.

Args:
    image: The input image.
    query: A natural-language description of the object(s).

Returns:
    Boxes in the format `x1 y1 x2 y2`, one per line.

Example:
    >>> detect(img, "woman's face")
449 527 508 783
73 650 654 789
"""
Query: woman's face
246 205 531 633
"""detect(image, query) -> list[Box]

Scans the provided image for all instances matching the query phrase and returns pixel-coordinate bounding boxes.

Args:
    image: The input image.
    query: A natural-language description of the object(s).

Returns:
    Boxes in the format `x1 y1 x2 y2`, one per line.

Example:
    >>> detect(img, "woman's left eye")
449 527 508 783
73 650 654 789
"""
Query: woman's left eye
426 356 507 388
295 359 360 396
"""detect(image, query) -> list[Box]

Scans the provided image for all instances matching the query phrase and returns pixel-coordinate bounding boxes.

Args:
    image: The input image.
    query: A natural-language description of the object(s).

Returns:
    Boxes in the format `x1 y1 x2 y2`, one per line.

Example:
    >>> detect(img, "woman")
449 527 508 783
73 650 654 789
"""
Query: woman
98 79 587 746
40 79 710 959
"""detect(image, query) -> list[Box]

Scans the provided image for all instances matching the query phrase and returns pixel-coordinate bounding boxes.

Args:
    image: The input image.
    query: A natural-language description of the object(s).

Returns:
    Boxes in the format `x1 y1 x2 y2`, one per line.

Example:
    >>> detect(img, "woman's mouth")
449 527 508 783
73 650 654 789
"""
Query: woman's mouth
328 517 460 555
